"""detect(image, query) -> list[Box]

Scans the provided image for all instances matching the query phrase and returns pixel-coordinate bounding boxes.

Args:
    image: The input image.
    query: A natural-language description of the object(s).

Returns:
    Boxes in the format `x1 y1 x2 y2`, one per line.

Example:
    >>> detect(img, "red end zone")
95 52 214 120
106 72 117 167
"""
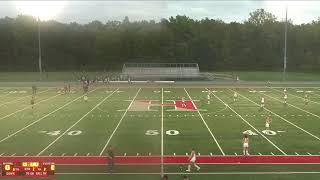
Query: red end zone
1 156 320 165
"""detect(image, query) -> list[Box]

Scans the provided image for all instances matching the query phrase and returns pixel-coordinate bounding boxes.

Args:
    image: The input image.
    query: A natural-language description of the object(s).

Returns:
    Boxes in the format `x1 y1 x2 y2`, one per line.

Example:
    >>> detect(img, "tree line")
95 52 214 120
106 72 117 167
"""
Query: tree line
0 9 319 72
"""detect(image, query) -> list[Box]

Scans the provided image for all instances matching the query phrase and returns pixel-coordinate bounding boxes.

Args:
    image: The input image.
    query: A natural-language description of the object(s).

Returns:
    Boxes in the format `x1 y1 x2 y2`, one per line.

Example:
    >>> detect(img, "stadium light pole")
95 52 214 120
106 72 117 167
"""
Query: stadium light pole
38 16 42 81
283 7 288 81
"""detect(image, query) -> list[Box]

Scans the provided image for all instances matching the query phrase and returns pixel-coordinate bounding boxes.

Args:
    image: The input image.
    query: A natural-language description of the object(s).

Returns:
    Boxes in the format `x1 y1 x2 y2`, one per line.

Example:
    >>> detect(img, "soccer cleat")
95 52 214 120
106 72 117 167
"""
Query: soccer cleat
197 167 201 171
186 169 191 172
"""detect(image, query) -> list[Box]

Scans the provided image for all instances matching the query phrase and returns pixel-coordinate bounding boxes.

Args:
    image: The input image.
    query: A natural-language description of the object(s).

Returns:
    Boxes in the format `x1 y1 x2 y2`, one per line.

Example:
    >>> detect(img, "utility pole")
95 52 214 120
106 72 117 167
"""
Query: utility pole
283 7 288 81
38 16 42 80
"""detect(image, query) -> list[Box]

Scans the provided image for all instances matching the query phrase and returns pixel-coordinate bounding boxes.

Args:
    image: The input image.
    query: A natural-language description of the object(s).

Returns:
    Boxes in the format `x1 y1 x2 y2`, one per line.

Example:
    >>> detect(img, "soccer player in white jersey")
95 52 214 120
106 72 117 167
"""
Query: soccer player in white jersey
84 95 88 102
283 94 288 105
186 148 200 172
304 93 309 105
206 93 211 104
233 91 238 102
265 114 272 131
182 97 187 108
243 134 249 156
260 97 265 111
283 88 287 94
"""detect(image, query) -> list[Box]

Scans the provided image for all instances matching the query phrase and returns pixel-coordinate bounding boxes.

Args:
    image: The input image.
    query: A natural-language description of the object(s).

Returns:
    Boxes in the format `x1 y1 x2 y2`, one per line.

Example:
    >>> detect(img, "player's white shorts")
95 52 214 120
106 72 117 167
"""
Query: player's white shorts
190 157 196 163
265 123 270 128
243 143 249 148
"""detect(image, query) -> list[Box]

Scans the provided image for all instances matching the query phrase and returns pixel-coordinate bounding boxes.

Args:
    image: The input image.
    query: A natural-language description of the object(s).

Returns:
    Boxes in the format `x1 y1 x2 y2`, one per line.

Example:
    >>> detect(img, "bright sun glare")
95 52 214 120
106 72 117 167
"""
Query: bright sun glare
14 1 67 20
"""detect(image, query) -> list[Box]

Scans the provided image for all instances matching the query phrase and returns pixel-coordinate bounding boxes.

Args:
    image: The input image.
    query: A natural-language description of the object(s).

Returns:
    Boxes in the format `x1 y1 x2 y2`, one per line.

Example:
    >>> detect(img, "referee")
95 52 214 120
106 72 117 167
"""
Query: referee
107 145 114 174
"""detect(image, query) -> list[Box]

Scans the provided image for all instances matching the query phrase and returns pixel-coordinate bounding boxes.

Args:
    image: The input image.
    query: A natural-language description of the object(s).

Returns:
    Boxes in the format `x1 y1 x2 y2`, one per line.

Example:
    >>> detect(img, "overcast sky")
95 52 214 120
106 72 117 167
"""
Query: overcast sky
0 1 319 24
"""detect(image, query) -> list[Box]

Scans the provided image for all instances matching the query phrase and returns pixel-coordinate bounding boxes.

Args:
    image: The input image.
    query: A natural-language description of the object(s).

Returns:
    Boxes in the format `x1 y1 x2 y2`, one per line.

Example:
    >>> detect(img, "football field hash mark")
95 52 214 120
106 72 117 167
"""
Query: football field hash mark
213 89 286 155
37 88 119 156
0 89 50 108
237 90 320 142
0 93 61 122
99 88 141 156
262 90 320 115
0 88 99 144
185 88 225 156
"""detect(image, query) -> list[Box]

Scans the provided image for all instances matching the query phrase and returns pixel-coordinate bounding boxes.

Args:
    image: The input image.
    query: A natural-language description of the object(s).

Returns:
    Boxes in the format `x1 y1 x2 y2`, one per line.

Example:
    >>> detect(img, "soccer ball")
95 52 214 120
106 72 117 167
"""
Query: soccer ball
84 96 88 101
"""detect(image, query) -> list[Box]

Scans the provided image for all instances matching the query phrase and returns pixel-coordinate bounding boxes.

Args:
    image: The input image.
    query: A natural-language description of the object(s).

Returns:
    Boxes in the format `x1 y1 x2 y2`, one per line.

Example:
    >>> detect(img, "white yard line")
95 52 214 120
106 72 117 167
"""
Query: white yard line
0 89 50 107
260 90 320 119
99 88 141 156
184 88 225 156
272 87 320 105
235 89 320 142
211 89 286 155
37 88 119 156
0 88 99 144
0 93 61 121
161 88 164 175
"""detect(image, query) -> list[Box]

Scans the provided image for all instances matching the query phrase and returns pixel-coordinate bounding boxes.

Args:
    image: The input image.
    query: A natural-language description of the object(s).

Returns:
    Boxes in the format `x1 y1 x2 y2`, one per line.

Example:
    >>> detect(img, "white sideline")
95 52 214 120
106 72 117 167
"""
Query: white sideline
0 88 99 144
99 88 141 156
235 89 320 142
184 88 225 156
37 88 119 156
0 93 61 121
0 89 50 107
260 90 320 119
210 89 286 155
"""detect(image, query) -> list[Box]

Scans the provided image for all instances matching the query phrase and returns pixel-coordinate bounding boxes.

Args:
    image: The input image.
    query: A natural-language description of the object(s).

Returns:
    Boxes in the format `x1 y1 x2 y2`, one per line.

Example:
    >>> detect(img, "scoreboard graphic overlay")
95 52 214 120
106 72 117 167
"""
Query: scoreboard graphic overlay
1 161 55 178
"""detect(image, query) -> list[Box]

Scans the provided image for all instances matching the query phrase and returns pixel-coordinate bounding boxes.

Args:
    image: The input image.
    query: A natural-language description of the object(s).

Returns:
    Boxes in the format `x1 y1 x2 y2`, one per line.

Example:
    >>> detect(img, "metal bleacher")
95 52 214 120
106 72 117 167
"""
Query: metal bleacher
122 63 201 79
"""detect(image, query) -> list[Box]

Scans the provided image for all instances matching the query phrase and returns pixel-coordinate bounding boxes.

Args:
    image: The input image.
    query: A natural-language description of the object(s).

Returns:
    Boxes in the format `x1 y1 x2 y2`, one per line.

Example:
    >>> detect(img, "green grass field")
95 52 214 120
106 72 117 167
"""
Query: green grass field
0 84 320 179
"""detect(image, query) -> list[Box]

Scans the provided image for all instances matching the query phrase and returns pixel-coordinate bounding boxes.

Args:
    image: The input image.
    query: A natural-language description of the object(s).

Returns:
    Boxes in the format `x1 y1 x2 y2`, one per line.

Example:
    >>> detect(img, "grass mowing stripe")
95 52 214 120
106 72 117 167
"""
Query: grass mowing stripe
259 90 320 119
99 88 141 156
161 88 164 175
0 88 99 144
235 89 320 142
0 89 50 107
271 87 320 105
37 88 120 156
0 93 61 121
211 89 287 155
184 88 225 156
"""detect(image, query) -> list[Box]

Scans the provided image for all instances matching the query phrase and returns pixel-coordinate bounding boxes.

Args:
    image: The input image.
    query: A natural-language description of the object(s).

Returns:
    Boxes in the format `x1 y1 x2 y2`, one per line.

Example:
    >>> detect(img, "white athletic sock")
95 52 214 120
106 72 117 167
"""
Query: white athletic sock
194 164 200 169
187 165 191 171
